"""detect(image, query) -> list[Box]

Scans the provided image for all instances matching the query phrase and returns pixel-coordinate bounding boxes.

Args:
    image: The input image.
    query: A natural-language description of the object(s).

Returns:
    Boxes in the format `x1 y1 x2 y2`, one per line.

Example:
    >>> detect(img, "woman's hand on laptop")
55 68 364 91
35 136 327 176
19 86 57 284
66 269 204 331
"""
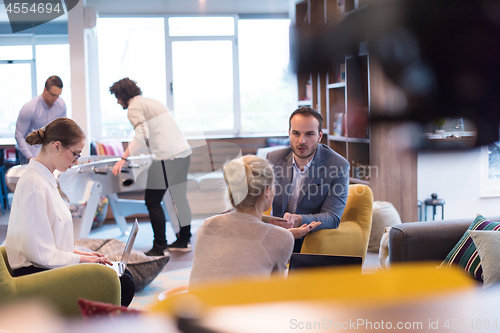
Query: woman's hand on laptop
78 252 113 266
289 221 322 239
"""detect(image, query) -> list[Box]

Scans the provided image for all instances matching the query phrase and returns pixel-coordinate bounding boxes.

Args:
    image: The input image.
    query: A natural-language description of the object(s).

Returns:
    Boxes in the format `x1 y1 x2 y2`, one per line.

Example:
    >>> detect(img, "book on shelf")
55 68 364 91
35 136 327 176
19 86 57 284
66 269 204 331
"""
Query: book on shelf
348 107 369 138
339 63 345 82
337 0 345 17
306 79 312 100
336 63 345 83
331 113 344 136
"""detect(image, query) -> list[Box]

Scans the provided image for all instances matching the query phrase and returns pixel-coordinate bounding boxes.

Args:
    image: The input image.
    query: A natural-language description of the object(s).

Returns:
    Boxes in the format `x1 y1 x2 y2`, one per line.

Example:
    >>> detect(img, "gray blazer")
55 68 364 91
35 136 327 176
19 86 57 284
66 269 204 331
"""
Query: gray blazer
267 144 350 231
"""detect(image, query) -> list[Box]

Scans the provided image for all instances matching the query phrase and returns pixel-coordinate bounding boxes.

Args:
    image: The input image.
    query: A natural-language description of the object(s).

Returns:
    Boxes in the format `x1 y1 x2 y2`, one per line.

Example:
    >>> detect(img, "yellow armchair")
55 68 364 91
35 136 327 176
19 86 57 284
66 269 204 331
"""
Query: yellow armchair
0 246 121 317
301 184 373 261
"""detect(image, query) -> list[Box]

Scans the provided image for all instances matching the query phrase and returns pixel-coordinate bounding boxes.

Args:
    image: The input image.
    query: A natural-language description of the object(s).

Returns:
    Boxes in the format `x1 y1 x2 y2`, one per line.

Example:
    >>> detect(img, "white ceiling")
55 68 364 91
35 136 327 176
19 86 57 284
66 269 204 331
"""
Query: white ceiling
0 0 290 23
87 0 290 16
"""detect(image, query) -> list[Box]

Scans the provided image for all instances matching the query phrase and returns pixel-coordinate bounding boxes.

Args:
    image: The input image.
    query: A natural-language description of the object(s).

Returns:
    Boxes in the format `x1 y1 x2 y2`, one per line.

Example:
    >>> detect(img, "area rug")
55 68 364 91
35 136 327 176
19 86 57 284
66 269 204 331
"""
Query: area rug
129 267 191 309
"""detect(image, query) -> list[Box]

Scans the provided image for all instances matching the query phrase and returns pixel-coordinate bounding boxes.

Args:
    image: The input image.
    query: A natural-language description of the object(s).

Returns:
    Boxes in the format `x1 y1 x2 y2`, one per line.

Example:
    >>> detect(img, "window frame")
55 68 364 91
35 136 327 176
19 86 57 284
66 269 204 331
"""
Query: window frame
0 35 70 138
0 35 69 98
165 14 241 136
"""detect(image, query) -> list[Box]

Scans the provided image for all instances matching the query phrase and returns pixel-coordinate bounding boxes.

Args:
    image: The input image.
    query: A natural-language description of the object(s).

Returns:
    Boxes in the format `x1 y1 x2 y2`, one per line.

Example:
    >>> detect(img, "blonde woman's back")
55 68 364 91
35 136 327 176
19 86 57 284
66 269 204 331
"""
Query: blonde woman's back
189 211 294 287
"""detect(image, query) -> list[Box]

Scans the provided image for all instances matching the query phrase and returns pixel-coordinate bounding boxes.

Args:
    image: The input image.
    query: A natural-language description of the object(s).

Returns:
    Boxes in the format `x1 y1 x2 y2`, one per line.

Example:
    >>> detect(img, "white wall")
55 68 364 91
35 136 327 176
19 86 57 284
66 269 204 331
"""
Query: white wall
68 0 92 155
417 149 500 221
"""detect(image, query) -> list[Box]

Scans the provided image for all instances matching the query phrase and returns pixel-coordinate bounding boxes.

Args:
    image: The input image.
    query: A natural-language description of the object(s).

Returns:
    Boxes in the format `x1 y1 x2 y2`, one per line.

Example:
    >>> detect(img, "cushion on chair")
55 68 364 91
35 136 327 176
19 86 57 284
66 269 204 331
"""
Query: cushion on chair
197 172 225 191
78 298 143 318
468 230 500 287
75 239 169 292
441 214 500 281
256 145 289 160
378 227 392 269
186 174 200 191
301 185 373 261
368 201 402 253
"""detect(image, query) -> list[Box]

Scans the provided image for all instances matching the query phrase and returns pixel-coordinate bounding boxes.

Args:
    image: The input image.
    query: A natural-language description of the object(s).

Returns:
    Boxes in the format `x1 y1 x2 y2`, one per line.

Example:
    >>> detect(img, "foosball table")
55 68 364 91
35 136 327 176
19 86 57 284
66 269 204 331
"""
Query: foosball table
6 155 180 238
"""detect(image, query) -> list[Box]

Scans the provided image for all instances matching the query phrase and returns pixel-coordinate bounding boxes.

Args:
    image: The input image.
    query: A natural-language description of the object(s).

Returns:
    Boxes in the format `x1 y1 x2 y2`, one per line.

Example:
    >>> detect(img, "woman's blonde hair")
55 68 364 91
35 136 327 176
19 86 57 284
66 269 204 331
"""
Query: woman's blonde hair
223 155 274 210
25 117 85 148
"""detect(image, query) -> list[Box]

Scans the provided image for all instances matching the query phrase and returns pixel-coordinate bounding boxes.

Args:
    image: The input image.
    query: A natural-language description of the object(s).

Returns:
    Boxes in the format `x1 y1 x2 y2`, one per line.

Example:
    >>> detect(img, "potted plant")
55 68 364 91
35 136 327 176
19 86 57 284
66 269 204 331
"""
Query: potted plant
434 118 446 137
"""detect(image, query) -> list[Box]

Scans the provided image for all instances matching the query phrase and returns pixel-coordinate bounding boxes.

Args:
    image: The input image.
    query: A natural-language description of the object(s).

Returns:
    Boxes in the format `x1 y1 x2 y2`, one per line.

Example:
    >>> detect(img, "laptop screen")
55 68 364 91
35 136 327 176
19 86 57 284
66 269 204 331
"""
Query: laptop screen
120 219 140 264
288 253 362 274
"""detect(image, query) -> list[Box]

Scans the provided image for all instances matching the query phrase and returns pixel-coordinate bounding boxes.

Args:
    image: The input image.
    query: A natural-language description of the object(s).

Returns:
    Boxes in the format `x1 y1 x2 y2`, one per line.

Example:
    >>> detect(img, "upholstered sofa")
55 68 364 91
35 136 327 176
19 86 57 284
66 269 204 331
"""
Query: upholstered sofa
388 215 500 264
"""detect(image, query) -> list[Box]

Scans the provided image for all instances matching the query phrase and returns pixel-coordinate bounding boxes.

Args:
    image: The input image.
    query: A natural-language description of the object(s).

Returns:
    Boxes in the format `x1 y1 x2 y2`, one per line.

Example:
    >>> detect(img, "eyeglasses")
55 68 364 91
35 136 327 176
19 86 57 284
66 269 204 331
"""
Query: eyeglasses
47 90 61 98
61 144 81 162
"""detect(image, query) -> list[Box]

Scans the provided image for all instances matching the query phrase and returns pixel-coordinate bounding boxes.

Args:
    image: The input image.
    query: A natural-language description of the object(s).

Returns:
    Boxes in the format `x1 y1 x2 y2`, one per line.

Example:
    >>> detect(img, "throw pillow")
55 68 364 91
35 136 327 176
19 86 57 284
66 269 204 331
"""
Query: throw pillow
467 230 500 287
378 227 392 269
78 298 142 318
441 215 500 281
75 238 170 291
368 201 402 253
74 238 109 251
97 239 170 292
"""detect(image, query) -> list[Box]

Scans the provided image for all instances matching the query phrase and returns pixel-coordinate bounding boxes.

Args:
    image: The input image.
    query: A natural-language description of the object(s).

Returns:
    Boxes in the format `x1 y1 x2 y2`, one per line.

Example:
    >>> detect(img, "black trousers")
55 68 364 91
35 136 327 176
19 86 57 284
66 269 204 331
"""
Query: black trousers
293 238 304 253
12 265 135 307
145 156 192 247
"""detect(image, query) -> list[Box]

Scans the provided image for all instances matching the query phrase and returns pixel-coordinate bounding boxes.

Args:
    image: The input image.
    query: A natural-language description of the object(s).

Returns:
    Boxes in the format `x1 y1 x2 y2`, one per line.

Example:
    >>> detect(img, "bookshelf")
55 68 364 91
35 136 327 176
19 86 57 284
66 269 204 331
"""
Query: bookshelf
293 0 418 222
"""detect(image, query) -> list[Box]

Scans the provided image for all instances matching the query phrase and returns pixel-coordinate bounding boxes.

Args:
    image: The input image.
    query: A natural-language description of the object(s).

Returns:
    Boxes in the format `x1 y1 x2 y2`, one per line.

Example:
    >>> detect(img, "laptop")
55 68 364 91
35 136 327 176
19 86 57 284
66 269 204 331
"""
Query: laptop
111 219 140 277
288 253 363 275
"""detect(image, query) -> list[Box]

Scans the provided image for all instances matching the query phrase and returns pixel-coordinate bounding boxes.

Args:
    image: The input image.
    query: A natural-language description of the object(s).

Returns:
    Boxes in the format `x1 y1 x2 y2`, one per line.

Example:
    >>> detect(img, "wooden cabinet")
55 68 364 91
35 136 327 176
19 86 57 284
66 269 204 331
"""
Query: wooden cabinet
293 0 418 222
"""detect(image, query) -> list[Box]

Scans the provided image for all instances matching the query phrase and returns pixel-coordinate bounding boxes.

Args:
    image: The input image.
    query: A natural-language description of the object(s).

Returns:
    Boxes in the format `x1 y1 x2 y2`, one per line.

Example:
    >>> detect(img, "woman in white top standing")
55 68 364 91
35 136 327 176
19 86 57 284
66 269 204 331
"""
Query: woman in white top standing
5 117 135 306
189 155 320 287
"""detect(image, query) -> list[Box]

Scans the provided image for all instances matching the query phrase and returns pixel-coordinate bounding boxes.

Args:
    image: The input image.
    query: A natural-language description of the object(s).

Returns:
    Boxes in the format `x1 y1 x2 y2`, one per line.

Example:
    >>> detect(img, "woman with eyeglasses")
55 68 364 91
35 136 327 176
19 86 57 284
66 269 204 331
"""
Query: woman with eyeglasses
5 117 135 306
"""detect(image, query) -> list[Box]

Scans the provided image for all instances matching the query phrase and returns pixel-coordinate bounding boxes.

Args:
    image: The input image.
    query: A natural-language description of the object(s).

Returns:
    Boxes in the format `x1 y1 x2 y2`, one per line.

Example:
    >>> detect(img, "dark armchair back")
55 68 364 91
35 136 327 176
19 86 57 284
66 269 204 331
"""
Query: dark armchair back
388 216 500 263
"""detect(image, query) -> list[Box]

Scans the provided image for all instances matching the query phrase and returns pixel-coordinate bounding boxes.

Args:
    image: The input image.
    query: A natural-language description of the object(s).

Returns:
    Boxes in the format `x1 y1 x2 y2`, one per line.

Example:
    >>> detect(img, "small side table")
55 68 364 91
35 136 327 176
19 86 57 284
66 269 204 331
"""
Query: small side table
424 193 445 221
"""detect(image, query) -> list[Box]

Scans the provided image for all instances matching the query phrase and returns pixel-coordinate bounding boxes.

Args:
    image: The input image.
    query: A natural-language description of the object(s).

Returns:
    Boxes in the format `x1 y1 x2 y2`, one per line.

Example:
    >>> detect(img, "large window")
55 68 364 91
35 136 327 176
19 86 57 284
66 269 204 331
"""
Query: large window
35 44 72 116
97 18 167 138
172 40 235 132
0 38 71 138
238 19 294 134
167 16 237 134
0 63 32 137
97 16 294 138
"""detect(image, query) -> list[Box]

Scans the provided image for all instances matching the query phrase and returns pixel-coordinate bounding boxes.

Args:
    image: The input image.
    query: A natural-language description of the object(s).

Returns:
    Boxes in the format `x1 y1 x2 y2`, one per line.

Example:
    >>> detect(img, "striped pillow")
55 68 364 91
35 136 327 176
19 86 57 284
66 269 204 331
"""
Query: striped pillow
441 215 500 281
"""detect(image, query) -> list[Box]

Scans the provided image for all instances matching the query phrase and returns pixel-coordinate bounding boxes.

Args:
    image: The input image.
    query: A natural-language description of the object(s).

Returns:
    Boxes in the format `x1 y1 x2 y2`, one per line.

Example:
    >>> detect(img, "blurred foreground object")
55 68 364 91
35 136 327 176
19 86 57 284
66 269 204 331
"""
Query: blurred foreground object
292 0 500 147
0 246 120 317
151 263 477 333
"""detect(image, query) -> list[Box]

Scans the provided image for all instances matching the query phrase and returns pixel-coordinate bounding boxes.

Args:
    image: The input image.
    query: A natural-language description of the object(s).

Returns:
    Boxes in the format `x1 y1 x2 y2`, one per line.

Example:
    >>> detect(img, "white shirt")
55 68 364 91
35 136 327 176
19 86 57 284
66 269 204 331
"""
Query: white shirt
285 155 314 214
127 96 191 160
6 160 80 269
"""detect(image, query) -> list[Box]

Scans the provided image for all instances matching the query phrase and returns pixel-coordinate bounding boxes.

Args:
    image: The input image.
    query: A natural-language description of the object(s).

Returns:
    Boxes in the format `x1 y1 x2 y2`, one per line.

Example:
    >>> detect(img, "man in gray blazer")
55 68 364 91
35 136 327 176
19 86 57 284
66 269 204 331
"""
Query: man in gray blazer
267 107 350 252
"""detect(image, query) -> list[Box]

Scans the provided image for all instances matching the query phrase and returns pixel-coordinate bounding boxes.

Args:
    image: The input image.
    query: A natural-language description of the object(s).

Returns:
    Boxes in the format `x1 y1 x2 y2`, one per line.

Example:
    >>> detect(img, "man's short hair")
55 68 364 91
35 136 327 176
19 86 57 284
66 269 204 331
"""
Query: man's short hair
45 76 63 90
109 78 142 103
289 107 323 133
